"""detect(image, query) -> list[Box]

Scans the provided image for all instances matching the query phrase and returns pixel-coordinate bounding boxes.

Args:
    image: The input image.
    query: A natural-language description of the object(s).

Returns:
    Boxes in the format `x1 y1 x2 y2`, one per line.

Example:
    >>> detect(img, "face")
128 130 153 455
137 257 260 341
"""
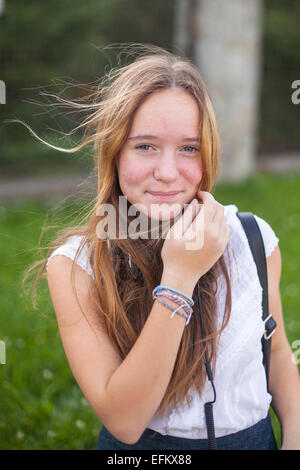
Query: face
117 87 203 222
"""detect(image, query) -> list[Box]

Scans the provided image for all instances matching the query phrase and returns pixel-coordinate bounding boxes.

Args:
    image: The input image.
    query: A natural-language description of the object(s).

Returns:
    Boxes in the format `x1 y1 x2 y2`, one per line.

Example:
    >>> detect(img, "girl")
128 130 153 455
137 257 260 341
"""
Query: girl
30 45 300 450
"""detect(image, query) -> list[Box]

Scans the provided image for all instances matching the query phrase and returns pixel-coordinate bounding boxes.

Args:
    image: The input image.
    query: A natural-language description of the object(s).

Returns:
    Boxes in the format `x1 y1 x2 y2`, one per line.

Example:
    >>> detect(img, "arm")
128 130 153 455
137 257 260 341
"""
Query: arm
104 268 192 443
266 245 300 450
47 255 193 445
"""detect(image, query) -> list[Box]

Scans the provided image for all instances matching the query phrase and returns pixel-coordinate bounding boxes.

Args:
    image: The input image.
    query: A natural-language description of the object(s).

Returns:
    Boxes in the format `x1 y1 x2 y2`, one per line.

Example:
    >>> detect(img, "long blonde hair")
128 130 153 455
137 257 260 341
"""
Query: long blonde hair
22 44 232 419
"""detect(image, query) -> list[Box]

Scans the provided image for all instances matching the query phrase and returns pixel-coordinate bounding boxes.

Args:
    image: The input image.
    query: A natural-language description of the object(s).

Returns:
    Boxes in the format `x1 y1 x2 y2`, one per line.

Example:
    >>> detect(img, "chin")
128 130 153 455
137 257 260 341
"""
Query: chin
148 204 182 223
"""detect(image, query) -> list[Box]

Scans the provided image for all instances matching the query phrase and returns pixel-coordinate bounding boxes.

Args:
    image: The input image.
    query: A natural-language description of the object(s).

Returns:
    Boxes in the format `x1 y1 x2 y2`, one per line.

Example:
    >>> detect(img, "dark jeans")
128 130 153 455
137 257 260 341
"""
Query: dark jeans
96 412 278 450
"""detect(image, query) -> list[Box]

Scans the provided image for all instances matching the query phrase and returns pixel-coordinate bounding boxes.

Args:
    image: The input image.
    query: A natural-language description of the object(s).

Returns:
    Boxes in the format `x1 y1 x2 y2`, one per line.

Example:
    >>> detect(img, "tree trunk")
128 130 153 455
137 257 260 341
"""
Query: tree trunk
173 0 196 58
194 0 263 182
0 0 5 104
0 0 4 16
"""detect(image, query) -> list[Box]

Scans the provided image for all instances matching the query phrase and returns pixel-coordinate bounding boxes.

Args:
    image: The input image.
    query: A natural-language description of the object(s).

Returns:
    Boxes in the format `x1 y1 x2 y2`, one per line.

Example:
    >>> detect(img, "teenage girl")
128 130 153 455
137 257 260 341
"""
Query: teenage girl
42 46 300 450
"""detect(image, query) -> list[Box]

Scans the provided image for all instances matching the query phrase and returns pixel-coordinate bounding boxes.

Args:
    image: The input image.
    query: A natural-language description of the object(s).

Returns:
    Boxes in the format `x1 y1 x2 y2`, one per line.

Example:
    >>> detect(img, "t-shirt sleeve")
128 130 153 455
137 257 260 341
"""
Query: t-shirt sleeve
46 236 95 280
253 214 280 258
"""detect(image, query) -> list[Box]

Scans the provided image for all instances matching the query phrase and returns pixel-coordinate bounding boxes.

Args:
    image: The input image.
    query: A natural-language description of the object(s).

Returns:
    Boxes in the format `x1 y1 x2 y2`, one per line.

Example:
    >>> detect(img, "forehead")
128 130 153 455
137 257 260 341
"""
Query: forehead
130 88 201 136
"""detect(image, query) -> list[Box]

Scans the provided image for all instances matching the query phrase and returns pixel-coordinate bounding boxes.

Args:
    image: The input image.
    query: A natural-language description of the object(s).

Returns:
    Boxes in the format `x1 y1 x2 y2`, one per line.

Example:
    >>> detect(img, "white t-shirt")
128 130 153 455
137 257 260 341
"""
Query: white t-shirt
46 204 280 439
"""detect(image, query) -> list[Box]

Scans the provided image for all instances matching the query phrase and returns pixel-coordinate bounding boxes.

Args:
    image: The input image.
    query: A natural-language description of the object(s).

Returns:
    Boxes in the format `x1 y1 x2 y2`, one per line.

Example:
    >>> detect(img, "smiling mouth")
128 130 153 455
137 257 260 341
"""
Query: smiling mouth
147 191 181 199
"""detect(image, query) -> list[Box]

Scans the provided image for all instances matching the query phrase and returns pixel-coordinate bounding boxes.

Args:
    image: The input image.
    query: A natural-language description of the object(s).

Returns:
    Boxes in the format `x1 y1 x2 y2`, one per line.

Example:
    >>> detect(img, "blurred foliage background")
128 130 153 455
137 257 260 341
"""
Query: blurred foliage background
0 0 299 178
261 0 300 153
0 0 175 177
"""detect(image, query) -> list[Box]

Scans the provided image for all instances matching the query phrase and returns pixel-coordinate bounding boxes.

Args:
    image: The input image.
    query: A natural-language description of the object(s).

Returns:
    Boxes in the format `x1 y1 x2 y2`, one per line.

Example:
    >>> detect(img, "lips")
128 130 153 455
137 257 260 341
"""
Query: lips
147 191 181 200
149 191 180 195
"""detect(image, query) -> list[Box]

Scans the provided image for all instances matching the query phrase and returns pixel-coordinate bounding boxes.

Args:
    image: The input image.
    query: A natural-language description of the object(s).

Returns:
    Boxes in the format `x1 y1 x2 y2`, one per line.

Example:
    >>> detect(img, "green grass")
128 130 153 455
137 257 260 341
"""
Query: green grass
1 171 300 449
0 199 100 450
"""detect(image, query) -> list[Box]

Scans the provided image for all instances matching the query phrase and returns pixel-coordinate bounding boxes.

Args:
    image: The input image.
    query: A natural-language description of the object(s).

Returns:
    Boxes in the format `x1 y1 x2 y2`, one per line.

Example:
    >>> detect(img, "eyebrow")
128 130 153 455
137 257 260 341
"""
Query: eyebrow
128 135 201 142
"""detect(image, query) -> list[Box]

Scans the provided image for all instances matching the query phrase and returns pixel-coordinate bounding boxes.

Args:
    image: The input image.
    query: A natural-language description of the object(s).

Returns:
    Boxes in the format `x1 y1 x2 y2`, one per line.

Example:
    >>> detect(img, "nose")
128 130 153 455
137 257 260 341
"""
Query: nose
153 149 179 182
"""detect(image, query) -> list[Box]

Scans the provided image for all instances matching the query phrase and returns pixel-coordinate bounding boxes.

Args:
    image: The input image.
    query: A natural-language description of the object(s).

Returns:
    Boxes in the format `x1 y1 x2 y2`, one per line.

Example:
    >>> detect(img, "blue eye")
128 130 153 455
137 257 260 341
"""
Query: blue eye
136 144 152 151
183 146 198 153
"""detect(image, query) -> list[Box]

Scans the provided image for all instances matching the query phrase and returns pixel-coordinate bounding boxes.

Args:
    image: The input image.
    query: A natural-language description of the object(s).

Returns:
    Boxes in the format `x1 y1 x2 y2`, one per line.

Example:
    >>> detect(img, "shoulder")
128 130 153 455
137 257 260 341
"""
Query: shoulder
46 237 99 327
46 235 95 280
224 204 280 259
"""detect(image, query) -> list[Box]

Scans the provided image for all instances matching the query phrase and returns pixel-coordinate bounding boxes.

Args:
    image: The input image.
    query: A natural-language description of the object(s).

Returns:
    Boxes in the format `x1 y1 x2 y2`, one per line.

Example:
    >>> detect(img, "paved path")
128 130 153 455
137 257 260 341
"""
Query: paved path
0 173 96 205
257 152 300 174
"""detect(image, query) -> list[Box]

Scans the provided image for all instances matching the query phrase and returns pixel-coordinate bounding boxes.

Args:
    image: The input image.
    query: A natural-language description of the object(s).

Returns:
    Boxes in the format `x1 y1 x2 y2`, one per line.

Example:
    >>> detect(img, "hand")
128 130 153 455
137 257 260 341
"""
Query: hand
161 190 230 287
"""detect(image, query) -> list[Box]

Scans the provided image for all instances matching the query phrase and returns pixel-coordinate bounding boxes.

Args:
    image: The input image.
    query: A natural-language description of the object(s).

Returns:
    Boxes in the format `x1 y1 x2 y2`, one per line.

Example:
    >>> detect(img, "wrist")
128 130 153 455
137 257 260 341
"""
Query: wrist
160 270 195 298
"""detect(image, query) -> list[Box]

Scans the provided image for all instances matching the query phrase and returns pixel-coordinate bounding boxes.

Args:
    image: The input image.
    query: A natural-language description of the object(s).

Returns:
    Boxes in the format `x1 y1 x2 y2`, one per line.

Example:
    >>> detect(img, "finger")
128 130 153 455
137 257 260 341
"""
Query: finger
184 204 205 243
182 199 202 233
197 190 218 224
211 203 225 225
171 198 200 239
197 190 215 203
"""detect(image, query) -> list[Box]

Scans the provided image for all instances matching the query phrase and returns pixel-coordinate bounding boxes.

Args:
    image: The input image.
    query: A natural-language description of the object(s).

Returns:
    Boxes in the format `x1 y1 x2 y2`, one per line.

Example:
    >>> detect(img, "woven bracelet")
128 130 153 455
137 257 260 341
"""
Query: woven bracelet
153 294 193 325
154 296 190 324
154 290 193 317
153 285 194 307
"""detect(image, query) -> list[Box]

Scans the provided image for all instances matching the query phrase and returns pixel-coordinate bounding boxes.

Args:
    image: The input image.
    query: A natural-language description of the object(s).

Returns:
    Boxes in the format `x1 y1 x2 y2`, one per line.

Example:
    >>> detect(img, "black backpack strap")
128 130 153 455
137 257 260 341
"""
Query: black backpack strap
236 212 277 392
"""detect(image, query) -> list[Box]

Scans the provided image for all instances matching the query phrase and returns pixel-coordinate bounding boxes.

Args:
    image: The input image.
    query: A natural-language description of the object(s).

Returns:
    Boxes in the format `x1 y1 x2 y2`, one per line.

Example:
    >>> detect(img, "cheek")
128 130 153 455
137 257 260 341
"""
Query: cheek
120 162 151 186
182 162 203 185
